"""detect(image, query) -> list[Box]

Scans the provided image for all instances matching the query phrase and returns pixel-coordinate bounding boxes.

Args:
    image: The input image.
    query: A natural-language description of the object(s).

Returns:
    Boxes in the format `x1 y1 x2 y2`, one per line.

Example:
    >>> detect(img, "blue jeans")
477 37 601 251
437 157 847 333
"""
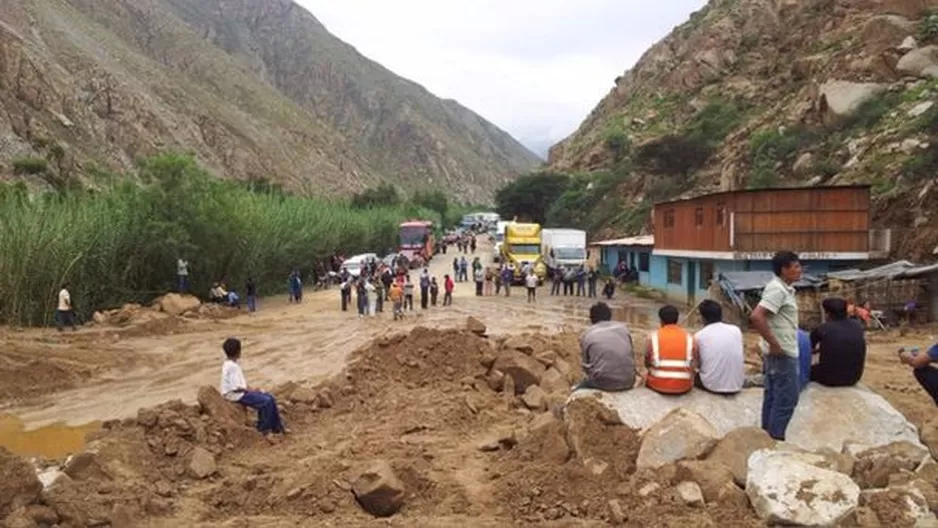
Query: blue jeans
239 391 285 434
247 295 256 313
762 354 800 441
177 275 188 293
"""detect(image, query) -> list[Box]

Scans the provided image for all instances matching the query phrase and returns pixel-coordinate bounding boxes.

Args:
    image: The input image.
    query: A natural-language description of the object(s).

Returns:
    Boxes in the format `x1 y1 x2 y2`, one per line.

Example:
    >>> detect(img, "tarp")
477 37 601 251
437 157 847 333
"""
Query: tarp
719 271 825 292
826 261 938 282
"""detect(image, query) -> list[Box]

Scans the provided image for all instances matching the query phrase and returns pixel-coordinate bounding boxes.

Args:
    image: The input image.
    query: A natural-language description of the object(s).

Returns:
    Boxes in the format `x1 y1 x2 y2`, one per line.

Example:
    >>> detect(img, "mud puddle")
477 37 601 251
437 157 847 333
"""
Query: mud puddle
0 413 99 459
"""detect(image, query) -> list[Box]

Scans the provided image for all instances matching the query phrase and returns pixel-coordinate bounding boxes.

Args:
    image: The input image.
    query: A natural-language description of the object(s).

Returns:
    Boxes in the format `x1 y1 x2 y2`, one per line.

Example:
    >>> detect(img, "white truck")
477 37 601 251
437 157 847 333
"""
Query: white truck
541 229 588 273
493 220 514 262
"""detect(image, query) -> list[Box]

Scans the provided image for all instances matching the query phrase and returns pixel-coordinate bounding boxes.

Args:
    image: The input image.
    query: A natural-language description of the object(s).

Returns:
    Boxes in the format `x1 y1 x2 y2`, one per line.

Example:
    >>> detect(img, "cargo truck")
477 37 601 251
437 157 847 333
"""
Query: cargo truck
501 223 547 283
542 228 588 274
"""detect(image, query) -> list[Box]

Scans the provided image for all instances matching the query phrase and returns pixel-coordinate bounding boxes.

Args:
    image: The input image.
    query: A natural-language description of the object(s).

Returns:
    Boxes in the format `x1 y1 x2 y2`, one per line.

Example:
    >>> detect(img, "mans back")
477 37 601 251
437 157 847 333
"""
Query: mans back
579 321 635 391
811 319 866 386
694 322 744 394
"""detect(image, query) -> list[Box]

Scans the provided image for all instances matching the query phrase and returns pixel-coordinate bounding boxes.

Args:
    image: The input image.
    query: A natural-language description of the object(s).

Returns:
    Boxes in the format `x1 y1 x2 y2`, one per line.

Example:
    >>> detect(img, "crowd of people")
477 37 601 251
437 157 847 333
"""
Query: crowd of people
336 263 455 318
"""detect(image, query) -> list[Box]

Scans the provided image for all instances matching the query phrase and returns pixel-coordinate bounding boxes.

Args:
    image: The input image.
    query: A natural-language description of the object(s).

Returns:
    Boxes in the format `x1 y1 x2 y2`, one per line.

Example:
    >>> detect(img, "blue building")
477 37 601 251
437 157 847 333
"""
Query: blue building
591 235 654 283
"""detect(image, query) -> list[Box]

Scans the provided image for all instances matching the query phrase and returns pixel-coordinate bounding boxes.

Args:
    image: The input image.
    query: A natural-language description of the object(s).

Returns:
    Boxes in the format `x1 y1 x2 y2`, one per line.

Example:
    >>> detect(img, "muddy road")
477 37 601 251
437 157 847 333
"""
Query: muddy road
0 240 660 448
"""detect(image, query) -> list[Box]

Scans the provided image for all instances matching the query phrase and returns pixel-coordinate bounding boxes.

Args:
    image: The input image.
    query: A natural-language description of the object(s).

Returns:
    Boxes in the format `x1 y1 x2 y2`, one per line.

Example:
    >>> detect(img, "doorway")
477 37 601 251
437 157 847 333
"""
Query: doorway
686 260 697 306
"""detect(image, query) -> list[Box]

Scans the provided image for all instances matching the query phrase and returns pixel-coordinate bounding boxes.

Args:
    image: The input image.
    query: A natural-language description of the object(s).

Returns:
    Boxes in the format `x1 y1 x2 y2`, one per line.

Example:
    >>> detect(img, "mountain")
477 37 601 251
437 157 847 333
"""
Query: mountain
0 0 541 202
548 0 938 259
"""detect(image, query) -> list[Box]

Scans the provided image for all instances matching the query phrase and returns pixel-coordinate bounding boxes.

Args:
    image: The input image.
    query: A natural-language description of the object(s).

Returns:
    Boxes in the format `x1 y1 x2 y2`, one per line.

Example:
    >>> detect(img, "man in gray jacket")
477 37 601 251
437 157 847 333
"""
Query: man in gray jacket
574 302 636 391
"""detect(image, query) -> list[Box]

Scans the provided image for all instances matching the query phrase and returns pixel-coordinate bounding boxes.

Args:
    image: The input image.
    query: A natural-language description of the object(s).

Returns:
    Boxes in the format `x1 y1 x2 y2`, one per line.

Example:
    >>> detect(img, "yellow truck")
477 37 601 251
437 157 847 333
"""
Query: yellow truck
501 223 547 283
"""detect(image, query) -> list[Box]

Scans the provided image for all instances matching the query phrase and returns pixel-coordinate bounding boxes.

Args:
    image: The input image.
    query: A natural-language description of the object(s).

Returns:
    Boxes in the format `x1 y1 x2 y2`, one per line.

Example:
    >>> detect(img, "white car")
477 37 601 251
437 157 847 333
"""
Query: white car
343 253 378 278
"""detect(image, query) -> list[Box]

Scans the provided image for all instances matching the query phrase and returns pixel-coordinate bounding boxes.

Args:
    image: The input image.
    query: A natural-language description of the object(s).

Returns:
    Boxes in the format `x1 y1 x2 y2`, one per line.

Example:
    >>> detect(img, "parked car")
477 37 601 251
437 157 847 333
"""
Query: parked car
344 253 378 278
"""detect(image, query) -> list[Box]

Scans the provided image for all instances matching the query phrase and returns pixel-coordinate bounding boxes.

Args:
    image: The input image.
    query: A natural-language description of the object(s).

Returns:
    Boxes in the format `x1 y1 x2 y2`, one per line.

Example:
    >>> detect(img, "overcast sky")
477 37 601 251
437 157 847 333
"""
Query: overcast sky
297 0 707 158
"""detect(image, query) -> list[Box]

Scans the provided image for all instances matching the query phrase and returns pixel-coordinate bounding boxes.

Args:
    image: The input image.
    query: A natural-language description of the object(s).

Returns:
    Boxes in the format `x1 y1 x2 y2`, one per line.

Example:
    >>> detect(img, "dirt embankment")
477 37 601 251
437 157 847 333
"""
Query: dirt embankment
1 324 760 526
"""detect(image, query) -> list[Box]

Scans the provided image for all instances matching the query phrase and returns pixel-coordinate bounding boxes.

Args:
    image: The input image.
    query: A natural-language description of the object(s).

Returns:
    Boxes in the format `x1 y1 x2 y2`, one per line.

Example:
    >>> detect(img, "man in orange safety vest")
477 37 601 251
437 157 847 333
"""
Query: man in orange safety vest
645 305 696 395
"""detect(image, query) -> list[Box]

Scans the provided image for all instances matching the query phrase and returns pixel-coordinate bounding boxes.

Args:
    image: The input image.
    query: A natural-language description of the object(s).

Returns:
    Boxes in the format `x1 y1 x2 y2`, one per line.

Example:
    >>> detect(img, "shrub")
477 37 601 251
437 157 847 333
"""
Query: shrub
686 100 745 145
604 129 631 160
920 11 938 42
495 171 571 224
351 183 400 208
902 145 938 183
0 153 439 326
838 92 901 131
12 156 48 175
635 135 713 177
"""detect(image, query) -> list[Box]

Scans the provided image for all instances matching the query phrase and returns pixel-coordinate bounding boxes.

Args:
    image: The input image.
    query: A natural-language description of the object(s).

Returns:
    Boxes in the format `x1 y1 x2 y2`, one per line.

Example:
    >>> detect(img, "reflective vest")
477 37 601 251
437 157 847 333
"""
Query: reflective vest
647 325 694 395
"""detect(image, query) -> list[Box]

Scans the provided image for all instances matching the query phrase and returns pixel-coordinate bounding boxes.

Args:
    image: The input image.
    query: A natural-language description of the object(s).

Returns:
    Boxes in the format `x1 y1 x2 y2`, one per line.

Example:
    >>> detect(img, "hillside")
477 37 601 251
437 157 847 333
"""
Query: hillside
0 0 540 202
548 0 938 259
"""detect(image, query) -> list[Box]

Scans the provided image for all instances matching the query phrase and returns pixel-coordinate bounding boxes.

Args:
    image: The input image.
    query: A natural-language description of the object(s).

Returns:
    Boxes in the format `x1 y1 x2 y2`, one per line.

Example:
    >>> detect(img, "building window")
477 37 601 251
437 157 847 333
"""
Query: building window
638 252 650 272
664 209 675 228
699 261 715 290
667 259 682 285
716 203 725 226
694 208 704 226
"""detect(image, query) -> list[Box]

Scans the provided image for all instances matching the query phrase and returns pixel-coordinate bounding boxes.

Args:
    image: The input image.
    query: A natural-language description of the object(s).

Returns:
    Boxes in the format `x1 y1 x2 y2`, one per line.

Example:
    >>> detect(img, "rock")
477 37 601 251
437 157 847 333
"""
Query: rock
607 499 626 524
36 468 65 489
772 446 855 475
485 369 505 391
819 80 888 120
92 311 107 324
638 482 661 497
792 152 814 176
574 385 924 454
188 447 217 479
636 408 719 469
521 385 548 412
492 351 544 394
289 387 316 404
501 336 535 355
920 418 938 460
480 348 497 369
897 45 938 78
351 460 406 517
539 367 567 394
675 481 705 507
317 389 335 408
63 451 109 481
2 509 37 528
466 316 486 335
900 137 928 154
675 460 736 503
861 486 936 526
852 441 931 489
24 505 58 525
477 430 517 452
746 449 860 526
899 36 918 52
0 448 42 518
197 386 244 427
153 293 201 316
706 426 775 485
534 350 558 367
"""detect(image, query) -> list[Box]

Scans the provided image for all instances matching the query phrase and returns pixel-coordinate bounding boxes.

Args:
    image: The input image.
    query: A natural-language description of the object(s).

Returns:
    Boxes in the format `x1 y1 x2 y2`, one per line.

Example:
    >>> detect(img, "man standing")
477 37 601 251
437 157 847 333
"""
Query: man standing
693 300 744 395
645 305 694 395
443 274 454 306
525 271 538 303
750 251 802 441
574 302 636 391
57 283 76 332
551 269 562 296
810 298 866 387
177 258 189 293
389 281 404 320
420 268 431 309
403 275 415 311
587 267 598 298
501 266 513 297
245 277 257 313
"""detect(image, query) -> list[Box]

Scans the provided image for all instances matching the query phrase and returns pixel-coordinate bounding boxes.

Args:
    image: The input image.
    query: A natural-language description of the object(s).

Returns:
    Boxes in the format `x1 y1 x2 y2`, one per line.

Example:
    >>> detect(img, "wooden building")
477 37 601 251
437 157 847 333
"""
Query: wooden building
647 185 891 305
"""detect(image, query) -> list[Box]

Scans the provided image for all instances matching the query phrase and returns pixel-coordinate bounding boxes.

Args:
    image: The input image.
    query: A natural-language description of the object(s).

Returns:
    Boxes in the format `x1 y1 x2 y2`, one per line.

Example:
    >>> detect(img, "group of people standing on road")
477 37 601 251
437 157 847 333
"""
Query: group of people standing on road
337 264 456 320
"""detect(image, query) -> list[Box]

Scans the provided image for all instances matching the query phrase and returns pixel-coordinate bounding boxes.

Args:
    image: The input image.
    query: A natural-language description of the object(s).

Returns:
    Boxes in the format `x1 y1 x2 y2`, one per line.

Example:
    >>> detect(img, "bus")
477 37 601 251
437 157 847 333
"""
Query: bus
399 221 435 268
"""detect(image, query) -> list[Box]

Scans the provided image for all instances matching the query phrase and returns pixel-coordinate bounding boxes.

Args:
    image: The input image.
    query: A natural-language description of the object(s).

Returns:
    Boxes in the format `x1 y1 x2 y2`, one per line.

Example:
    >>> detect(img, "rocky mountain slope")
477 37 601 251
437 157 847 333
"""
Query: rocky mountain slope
0 0 540 201
549 0 938 258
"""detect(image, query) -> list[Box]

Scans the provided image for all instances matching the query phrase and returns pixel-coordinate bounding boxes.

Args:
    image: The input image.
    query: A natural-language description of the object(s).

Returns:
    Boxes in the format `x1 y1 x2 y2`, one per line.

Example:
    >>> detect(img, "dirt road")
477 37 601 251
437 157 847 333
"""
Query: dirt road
1 240 660 434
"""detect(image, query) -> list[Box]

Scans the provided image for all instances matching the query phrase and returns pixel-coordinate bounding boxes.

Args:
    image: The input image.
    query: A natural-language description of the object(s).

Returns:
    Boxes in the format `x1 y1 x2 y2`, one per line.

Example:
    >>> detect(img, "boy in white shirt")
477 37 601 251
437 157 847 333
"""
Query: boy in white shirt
220 338 286 437
57 283 76 332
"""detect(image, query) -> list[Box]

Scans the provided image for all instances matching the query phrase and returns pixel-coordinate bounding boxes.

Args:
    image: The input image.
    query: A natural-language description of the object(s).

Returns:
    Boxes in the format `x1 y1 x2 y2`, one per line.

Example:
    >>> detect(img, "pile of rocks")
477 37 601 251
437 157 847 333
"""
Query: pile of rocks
571 384 938 525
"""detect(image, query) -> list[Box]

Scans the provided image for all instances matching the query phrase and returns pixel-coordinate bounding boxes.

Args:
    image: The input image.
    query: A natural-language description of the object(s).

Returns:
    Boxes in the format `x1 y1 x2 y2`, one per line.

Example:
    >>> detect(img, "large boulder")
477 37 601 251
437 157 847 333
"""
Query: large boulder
852 441 931 489
636 408 719 469
706 427 775 485
573 384 924 454
0 448 42 517
861 486 937 526
819 80 888 120
897 45 938 78
188 447 217 479
196 386 245 427
747 449 860 526
492 351 544 394
675 460 739 504
351 460 406 517
153 293 201 316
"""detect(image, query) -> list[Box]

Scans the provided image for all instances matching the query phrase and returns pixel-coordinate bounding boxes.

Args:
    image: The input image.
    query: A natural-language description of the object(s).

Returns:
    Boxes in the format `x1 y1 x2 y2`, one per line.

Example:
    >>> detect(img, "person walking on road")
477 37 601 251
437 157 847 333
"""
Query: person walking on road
177 257 189 293
404 275 415 311
474 266 484 296
587 267 598 298
443 274 454 306
525 271 538 303
551 269 562 296
245 277 257 313
502 267 513 297
420 268 431 309
459 257 469 282
452 258 459 282
56 283 77 331
576 266 587 297
389 281 404 320
340 276 351 311
430 277 440 306
750 251 802 441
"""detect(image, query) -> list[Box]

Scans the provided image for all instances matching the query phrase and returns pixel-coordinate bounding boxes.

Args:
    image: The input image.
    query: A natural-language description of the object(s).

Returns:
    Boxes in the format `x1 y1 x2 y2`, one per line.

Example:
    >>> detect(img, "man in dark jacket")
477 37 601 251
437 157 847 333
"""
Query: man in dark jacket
810 298 866 386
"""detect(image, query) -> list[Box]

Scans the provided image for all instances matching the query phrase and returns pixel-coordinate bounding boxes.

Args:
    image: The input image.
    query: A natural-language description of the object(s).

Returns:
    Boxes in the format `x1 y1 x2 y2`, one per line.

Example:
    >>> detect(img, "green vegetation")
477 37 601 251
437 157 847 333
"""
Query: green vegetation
350 183 400 208
839 92 902 131
0 153 441 327
545 169 632 233
604 124 631 161
494 171 571 224
686 100 745 145
748 127 817 189
920 11 938 43
11 156 49 176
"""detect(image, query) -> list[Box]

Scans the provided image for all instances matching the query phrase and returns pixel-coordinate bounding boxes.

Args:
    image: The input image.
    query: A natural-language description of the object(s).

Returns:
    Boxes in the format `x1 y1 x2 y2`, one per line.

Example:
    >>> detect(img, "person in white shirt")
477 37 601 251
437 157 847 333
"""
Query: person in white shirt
694 300 745 395
57 283 76 332
177 258 189 293
525 272 538 303
220 338 286 436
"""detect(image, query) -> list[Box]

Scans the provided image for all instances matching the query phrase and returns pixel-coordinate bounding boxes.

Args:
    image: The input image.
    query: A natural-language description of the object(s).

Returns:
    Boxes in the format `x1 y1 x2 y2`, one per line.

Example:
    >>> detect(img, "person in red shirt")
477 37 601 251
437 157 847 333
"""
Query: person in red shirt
443 274 455 306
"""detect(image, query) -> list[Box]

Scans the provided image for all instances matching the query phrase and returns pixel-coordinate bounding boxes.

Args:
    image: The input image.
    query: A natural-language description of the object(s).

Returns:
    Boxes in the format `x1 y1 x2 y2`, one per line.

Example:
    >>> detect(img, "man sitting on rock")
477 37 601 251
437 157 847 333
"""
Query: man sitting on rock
898 341 938 406
693 300 744 395
810 298 866 387
220 337 286 438
645 305 695 395
573 302 635 391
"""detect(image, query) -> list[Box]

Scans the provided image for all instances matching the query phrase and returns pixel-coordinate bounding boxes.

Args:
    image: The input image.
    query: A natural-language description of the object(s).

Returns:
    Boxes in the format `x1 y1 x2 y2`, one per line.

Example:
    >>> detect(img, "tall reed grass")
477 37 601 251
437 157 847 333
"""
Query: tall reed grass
0 154 441 326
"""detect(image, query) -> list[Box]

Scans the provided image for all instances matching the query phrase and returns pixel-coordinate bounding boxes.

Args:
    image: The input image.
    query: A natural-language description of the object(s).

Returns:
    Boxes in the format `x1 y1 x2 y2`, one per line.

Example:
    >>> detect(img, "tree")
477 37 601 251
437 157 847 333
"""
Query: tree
411 189 449 221
351 183 400 208
494 172 570 224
